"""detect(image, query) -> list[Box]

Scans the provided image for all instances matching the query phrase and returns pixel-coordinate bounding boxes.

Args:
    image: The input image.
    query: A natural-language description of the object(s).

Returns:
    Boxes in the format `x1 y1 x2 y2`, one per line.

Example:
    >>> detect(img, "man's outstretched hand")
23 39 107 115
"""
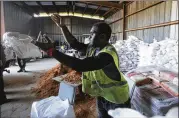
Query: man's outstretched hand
32 36 54 52
51 14 64 27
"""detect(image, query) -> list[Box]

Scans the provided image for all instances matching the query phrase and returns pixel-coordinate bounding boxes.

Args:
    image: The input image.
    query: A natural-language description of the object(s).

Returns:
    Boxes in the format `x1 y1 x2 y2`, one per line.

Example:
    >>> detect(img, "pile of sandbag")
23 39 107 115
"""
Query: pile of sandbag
108 106 178 118
113 36 142 72
138 38 178 72
2 32 42 59
113 35 178 72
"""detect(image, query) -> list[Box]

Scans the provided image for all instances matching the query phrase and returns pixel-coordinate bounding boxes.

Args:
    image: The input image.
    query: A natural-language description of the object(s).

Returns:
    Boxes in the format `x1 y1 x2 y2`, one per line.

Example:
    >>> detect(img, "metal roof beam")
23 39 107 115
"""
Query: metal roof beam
83 3 88 15
52 1 59 13
73 1 75 15
81 1 123 9
103 7 114 17
21 2 39 15
36 1 49 14
92 5 101 16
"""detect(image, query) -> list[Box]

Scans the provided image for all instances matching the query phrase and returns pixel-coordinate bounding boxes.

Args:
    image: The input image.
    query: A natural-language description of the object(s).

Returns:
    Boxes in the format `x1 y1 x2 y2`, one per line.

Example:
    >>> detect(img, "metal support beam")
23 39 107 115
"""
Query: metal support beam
73 1 75 15
125 1 133 7
36 1 49 15
122 3 126 40
125 1 163 17
1 1 5 38
125 20 179 32
83 3 88 16
81 1 123 9
103 7 114 17
92 5 101 16
52 1 59 13
69 1 72 13
109 17 123 25
66 1 69 14
21 2 39 15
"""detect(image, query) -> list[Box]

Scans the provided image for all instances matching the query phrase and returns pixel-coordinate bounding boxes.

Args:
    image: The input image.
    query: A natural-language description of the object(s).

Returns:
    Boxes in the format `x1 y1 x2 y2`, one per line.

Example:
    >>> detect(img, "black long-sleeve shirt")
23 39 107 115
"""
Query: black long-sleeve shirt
52 41 114 72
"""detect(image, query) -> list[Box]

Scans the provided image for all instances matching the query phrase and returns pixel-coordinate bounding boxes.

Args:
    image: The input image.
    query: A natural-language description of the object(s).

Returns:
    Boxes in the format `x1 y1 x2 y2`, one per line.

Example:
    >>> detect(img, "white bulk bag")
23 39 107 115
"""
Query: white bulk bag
31 96 75 118
3 32 42 59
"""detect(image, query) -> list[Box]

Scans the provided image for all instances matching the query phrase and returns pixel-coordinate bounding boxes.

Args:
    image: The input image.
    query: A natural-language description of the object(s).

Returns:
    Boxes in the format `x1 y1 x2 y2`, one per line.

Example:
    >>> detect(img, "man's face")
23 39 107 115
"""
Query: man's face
89 26 100 47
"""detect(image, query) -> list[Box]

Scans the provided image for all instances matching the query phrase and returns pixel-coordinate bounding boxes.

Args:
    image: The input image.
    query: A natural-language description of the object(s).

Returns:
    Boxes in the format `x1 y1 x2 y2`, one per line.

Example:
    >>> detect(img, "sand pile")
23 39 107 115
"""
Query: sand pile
62 70 82 84
32 64 73 98
32 64 97 118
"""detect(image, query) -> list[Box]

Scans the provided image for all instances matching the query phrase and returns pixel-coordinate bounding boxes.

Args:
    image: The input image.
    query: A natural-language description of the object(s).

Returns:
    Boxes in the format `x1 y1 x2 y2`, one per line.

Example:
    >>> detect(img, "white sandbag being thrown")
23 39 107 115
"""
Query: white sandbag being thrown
113 36 142 72
3 32 42 59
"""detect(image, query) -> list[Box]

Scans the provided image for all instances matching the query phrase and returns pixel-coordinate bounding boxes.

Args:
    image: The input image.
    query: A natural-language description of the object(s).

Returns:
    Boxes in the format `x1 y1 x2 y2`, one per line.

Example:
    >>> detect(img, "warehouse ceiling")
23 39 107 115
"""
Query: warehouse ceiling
12 1 129 20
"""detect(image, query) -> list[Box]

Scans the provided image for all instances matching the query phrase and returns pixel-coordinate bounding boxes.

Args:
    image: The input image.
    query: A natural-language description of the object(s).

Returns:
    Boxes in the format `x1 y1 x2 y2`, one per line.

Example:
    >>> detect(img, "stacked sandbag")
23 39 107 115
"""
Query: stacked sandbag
152 38 178 72
138 42 152 66
113 36 141 72
108 107 178 118
3 32 42 59
138 38 178 72
131 83 178 117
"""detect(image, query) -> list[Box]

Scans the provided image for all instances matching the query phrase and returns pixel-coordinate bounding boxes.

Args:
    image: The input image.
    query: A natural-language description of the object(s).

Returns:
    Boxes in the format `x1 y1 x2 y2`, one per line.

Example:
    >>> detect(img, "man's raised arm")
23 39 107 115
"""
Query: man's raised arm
51 14 88 52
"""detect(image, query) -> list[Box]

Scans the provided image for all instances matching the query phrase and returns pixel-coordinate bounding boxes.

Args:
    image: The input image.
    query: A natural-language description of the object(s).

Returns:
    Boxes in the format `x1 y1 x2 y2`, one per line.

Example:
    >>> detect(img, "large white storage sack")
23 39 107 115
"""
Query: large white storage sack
31 96 75 118
3 32 42 59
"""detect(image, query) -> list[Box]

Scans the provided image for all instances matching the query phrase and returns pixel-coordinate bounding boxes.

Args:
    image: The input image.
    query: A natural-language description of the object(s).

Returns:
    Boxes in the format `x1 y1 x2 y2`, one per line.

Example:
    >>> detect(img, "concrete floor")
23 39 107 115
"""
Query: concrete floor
1 58 59 118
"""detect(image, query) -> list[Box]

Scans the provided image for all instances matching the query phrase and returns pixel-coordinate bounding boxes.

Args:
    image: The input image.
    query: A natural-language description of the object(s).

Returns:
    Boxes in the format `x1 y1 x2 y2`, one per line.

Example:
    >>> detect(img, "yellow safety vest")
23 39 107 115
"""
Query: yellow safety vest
82 44 129 104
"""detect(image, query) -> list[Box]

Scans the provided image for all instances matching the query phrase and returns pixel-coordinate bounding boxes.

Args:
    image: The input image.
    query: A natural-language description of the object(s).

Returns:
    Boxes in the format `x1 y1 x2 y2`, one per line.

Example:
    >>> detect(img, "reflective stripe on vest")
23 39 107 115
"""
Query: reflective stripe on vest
91 80 127 88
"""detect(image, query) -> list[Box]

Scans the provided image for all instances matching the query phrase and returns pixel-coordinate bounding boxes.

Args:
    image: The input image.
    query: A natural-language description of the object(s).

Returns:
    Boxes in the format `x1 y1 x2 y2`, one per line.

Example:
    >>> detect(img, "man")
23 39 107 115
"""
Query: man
0 42 7 105
17 57 27 72
34 14 130 118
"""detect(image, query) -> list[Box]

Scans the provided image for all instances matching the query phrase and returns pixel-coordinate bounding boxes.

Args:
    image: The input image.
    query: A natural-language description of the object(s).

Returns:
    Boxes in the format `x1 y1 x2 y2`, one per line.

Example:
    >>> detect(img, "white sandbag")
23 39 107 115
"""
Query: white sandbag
108 108 147 118
152 38 178 72
138 43 151 67
31 96 75 118
19 34 33 44
5 32 19 38
114 36 178 72
113 35 141 72
138 37 178 72
3 47 15 61
3 32 42 59
108 106 178 118
165 107 178 118
23 43 42 58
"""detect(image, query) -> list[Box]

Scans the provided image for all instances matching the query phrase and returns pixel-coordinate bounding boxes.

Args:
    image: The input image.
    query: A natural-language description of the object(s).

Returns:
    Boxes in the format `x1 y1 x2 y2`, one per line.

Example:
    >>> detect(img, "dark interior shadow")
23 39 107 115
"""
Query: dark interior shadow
6 96 40 103
2 98 20 103
4 76 33 86
4 89 40 103
5 89 32 94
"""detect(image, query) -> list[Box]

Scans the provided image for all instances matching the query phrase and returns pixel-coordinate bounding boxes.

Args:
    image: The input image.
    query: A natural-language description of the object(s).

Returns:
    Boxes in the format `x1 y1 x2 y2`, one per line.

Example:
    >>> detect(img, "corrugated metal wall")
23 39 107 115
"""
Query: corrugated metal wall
170 1 178 40
105 10 123 42
3 2 35 36
34 17 100 43
105 1 179 43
